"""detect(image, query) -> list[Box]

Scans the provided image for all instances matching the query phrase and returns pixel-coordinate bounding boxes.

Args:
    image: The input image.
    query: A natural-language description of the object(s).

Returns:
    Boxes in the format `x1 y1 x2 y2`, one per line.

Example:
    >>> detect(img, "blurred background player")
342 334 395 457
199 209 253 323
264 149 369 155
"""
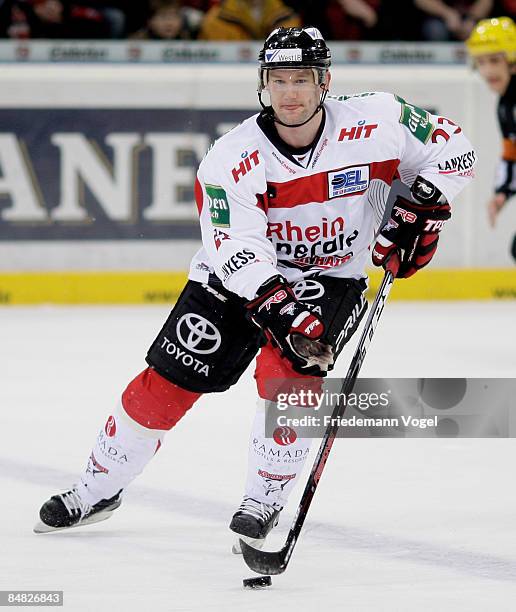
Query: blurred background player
466 16 516 259
34 27 474 555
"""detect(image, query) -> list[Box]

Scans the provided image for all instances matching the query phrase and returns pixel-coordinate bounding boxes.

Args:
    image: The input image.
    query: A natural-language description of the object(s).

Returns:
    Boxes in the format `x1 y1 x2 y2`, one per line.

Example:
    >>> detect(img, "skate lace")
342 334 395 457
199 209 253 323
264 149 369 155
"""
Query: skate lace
60 488 92 521
238 497 276 524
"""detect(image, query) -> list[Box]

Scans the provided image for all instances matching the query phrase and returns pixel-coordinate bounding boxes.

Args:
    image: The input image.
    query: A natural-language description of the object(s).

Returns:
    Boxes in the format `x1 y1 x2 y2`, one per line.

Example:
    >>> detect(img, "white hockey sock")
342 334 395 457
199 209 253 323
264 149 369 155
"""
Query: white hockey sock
243 402 312 509
76 401 164 507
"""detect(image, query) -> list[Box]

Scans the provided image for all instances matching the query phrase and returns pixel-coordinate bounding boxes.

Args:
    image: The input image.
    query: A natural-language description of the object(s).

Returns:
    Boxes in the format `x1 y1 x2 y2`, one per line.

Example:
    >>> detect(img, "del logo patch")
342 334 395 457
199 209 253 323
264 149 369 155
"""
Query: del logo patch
328 165 369 198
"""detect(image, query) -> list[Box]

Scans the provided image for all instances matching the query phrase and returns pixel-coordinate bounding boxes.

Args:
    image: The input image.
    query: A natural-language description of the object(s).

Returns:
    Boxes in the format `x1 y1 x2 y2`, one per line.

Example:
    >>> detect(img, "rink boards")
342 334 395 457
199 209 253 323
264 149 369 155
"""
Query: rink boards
1 268 515 303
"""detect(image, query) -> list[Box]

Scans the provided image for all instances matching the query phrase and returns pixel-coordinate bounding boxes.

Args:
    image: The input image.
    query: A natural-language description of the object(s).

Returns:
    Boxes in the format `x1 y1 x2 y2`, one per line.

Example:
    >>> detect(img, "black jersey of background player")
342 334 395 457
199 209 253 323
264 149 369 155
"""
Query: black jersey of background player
496 73 516 198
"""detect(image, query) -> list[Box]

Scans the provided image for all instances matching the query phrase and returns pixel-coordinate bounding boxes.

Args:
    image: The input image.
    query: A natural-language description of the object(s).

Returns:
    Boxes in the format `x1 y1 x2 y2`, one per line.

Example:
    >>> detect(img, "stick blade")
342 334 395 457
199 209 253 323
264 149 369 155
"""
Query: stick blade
239 539 288 575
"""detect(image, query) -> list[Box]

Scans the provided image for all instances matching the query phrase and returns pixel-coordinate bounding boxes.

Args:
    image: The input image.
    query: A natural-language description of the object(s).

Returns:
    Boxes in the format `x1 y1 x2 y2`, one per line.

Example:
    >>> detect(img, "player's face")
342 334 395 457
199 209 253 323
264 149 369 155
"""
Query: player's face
474 53 511 94
266 69 324 126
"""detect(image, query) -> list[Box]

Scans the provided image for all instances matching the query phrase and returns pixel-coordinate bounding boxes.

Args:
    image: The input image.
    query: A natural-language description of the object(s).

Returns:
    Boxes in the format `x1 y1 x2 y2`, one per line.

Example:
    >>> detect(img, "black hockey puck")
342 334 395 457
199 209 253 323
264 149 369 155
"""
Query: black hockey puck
243 575 272 589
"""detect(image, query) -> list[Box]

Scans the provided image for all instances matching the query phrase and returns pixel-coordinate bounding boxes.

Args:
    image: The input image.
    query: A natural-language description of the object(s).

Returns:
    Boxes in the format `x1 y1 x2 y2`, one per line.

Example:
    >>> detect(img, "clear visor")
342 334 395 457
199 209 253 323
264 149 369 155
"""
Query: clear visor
261 68 322 92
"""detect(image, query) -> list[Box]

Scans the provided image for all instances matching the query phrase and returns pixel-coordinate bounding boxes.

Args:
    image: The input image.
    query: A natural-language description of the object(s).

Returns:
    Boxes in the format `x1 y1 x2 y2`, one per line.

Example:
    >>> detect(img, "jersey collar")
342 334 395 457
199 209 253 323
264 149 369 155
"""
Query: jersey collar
256 107 326 169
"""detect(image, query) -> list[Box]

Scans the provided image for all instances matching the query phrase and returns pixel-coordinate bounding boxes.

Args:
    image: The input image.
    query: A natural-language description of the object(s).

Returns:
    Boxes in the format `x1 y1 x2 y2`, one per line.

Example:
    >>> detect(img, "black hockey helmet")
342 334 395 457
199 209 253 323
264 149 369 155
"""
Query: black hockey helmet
258 27 331 128
258 27 331 92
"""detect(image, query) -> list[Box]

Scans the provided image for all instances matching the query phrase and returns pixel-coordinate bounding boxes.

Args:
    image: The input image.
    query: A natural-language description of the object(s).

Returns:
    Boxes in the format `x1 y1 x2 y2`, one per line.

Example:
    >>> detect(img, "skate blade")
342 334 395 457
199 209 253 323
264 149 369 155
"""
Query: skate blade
33 507 115 534
232 534 265 555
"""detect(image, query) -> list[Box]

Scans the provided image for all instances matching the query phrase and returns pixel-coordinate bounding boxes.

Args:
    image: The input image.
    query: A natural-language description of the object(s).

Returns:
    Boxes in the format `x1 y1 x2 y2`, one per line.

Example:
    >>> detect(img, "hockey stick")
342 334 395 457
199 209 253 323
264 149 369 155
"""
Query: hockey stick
240 255 400 575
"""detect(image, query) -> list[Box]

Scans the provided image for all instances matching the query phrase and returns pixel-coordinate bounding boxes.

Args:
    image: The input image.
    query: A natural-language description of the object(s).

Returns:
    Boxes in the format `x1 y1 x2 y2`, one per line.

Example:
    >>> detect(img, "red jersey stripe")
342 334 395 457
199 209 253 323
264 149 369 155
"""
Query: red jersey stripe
268 172 327 209
369 159 401 184
267 158 400 209
194 177 203 215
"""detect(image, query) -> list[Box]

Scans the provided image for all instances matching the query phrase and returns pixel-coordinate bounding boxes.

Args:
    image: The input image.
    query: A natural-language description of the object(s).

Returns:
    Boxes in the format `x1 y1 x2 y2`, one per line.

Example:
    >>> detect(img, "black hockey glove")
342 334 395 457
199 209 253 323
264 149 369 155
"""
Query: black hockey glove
372 177 451 278
246 275 333 376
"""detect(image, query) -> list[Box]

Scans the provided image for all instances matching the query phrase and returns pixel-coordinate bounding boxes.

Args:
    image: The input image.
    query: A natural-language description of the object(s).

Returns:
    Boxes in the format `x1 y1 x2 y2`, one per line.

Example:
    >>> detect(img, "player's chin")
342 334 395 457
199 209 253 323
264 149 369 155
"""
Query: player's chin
277 109 308 125
486 78 505 93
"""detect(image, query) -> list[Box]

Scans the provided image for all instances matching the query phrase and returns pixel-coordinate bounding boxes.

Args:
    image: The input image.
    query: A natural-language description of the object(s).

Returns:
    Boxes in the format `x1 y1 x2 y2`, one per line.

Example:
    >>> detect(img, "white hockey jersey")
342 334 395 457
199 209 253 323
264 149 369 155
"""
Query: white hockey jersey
189 93 476 300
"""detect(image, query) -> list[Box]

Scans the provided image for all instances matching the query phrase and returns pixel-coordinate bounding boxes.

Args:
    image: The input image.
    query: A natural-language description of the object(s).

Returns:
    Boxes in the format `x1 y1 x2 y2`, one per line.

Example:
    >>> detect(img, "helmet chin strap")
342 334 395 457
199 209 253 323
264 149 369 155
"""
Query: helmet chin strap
258 87 329 129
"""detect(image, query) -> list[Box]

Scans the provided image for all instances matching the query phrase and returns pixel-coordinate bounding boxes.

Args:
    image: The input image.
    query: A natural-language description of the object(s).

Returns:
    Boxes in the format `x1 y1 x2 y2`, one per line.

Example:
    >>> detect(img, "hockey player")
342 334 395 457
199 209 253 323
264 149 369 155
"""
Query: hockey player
35 27 475 552
466 17 516 259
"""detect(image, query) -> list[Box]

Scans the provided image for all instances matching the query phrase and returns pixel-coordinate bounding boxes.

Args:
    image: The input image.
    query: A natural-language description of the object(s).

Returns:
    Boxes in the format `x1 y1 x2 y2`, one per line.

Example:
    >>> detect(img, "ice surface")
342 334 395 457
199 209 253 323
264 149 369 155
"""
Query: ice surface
1 302 515 611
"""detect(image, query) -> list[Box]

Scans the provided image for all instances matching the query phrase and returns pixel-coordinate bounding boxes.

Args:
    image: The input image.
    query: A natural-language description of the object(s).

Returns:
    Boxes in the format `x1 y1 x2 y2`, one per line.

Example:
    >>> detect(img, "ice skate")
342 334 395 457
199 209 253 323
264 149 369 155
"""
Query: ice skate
230 496 281 554
34 487 122 534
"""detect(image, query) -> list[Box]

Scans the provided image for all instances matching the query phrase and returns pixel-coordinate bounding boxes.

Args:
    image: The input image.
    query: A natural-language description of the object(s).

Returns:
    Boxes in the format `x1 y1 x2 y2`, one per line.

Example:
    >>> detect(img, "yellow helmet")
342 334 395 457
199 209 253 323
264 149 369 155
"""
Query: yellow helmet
465 17 516 63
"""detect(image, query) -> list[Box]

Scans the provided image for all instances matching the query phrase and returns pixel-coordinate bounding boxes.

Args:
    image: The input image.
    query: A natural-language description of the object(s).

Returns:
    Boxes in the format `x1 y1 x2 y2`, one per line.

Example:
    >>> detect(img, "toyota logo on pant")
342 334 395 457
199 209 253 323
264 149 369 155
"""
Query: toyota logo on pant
292 279 325 301
176 313 222 355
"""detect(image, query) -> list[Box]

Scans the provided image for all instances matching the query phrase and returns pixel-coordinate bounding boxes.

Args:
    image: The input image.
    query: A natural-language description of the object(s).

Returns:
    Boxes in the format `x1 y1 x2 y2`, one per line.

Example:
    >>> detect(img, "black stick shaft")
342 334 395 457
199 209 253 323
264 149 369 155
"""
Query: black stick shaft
282 266 396 566
241 261 398 574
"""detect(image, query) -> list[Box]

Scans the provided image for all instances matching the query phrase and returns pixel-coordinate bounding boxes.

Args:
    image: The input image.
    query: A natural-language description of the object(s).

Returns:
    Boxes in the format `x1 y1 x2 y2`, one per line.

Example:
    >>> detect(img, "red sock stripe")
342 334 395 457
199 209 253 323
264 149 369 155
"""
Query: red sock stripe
122 368 201 431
